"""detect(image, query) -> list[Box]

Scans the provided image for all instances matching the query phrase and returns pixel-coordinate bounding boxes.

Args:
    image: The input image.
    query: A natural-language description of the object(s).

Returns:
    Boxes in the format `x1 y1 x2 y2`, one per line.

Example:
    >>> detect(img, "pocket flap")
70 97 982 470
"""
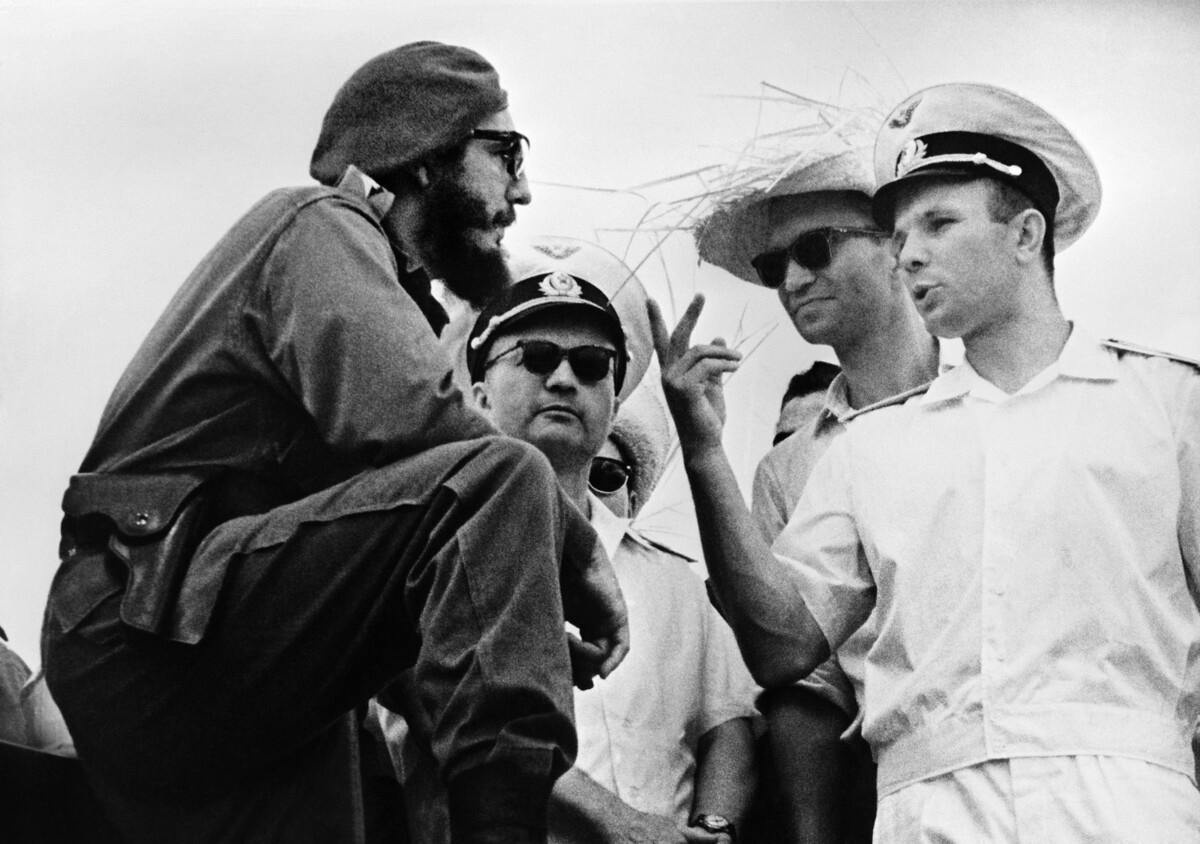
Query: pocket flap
62 472 211 538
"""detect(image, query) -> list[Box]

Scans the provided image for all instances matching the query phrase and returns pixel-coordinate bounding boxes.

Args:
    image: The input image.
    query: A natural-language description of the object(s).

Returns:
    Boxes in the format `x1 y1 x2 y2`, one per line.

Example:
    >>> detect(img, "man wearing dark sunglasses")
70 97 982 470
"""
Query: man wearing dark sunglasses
41 42 629 844
376 262 758 844
695 145 944 842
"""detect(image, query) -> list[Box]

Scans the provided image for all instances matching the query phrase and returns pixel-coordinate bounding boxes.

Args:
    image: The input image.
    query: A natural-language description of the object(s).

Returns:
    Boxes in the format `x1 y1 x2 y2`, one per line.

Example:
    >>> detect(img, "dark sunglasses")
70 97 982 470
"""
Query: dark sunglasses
750 226 889 288
469 129 530 180
485 340 617 383
589 456 632 495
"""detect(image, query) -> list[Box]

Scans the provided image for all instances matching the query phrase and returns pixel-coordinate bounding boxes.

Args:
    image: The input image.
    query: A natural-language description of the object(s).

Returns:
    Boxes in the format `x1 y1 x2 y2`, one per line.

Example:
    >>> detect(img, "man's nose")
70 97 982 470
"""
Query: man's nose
543 356 578 388
895 236 926 273
781 260 817 292
508 171 532 206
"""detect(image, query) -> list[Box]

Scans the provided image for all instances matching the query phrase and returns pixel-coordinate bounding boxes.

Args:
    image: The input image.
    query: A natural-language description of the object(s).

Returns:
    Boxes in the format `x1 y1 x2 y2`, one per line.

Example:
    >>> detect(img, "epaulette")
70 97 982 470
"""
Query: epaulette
634 532 697 564
1103 338 1200 370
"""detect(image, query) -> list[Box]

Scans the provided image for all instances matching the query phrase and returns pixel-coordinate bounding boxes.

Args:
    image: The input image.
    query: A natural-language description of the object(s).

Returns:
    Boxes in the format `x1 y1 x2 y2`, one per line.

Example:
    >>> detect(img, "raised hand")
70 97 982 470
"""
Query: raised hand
648 295 742 456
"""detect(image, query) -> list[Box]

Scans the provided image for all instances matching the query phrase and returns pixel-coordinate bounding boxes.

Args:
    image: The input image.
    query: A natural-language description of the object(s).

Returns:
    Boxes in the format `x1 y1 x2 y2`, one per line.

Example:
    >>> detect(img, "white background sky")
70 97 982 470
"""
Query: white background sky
2 0 1198 666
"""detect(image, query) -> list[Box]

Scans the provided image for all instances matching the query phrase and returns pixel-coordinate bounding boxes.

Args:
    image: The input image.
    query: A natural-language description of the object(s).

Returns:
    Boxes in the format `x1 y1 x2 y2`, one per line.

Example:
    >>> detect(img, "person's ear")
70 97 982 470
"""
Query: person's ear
411 162 432 190
471 382 492 413
1011 208 1046 266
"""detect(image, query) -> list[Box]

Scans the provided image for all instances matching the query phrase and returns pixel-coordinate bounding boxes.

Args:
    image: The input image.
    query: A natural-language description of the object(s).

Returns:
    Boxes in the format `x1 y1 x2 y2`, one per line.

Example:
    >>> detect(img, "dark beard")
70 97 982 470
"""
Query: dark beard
420 175 514 310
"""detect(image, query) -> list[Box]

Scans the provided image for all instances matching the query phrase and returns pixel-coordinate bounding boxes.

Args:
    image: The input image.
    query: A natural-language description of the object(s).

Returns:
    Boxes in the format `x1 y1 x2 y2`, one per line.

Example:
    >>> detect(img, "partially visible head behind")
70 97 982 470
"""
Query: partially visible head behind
310 42 508 186
467 274 627 471
774 361 841 445
599 384 675 519
872 82 1102 273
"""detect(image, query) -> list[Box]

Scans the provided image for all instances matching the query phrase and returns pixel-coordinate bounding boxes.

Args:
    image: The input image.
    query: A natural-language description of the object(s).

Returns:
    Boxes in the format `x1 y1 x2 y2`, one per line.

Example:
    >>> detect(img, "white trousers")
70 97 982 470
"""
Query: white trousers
875 756 1200 843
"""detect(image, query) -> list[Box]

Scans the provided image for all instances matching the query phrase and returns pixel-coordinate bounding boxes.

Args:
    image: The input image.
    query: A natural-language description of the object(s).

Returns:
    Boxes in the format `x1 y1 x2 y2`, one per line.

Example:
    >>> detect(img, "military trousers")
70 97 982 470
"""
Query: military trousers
43 437 584 844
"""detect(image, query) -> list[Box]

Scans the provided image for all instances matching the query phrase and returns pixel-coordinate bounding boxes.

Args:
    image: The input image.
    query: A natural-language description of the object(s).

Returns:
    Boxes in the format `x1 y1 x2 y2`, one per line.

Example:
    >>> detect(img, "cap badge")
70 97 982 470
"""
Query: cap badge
534 244 582 260
539 271 583 298
889 97 921 129
895 138 928 177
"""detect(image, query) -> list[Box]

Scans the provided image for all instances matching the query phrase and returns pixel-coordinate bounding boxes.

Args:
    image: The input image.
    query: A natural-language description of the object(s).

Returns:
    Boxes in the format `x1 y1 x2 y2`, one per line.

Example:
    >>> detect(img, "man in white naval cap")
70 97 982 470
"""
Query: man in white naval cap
375 245 759 844
651 82 1200 841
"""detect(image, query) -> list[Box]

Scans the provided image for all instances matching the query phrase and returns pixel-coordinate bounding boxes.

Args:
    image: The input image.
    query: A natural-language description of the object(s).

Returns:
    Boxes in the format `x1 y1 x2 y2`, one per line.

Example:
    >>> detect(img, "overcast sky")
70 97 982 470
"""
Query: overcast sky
3 0 1198 664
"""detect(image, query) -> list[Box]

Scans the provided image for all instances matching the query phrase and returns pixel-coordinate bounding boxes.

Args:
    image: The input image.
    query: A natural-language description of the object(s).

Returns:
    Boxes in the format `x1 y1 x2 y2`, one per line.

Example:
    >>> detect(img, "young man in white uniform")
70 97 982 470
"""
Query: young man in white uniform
653 83 1200 841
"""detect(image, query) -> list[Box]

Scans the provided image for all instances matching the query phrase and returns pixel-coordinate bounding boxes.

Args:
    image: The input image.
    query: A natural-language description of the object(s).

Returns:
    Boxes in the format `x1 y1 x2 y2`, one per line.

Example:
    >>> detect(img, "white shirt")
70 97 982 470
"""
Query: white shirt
575 495 760 823
776 325 1200 795
753 347 958 723
369 496 759 842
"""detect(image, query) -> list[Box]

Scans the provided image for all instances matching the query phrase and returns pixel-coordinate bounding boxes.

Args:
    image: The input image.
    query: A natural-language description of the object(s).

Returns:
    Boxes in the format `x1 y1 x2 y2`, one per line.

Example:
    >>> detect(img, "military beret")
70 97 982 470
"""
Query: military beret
310 41 508 185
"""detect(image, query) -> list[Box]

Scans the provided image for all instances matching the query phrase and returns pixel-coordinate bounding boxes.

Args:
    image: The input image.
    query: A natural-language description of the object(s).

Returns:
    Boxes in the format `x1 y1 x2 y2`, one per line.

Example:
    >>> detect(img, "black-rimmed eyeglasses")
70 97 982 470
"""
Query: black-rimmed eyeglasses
750 227 889 288
469 129 530 180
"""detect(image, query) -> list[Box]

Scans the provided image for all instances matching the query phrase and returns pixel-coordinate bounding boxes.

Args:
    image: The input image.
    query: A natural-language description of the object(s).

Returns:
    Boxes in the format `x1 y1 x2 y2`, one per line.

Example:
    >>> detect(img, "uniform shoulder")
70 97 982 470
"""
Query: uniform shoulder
1102 338 1200 371
628 528 697 564
250 182 380 223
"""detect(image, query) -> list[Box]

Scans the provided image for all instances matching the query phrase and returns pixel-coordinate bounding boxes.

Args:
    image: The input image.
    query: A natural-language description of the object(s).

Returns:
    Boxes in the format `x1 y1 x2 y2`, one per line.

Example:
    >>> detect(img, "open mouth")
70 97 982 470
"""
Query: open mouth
911 284 936 303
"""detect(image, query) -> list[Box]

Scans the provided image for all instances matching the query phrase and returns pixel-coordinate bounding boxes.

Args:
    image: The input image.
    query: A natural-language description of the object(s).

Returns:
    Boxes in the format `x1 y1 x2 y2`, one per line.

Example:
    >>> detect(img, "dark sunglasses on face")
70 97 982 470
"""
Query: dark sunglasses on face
485 340 617 383
750 226 890 289
589 456 632 495
469 129 530 180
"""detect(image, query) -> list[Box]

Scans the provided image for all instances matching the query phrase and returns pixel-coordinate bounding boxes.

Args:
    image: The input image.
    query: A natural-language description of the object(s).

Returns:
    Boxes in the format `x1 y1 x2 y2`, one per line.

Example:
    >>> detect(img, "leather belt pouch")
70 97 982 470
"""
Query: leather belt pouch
61 471 219 644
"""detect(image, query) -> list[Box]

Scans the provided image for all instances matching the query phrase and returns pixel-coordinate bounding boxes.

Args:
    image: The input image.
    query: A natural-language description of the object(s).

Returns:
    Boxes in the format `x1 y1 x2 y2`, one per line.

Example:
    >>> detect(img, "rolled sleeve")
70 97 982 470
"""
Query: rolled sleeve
772 437 875 655
751 453 792 548
698 603 762 735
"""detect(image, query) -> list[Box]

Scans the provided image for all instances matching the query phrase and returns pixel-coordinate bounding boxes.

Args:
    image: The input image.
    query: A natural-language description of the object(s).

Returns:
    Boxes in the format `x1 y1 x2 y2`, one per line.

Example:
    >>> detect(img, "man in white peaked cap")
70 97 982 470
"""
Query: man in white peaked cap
376 250 758 844
652 83 1200 841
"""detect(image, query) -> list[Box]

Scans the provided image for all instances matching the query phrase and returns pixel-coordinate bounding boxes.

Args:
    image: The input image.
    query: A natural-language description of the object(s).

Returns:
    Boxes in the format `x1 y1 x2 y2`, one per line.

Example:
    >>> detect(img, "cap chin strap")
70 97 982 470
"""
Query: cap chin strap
902 152 1023 179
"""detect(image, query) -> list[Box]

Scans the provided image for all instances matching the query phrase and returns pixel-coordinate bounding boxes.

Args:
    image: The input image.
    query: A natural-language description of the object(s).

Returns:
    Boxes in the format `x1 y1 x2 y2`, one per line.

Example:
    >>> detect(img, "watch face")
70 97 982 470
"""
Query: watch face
695 815 731 833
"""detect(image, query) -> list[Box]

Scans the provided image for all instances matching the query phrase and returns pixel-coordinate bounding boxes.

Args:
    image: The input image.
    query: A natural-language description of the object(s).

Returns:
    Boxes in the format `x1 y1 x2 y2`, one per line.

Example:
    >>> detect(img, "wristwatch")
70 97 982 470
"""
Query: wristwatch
690 813 737 843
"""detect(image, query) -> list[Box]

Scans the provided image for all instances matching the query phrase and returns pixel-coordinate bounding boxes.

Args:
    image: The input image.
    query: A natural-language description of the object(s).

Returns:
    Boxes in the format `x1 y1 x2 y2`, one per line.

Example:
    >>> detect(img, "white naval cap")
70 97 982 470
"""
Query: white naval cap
872 83 1102 251
502 235 654 401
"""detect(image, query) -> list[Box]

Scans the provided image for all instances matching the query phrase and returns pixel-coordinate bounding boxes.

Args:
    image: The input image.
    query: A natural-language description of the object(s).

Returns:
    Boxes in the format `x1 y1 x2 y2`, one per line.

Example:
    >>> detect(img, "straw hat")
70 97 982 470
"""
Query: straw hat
694 149 876 285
